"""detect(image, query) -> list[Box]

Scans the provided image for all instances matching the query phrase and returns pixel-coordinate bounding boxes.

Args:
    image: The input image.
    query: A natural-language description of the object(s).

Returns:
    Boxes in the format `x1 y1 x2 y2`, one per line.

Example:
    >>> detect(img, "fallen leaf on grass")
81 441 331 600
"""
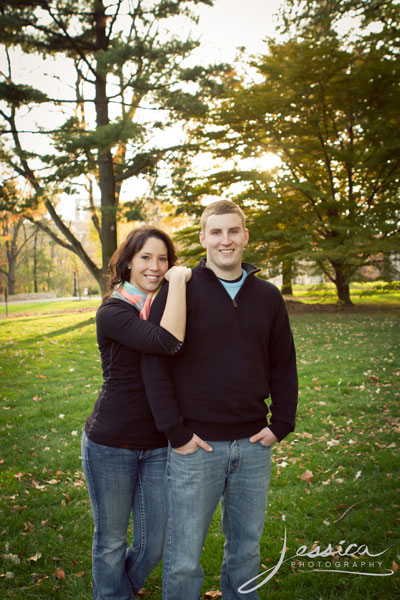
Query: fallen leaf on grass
326 439 340 448
28 552 42 562
392 561 399 573
31 479 46 490
74 571 86 578
204 592 222 599
3 553 20 564
300 470 313 485
53 567 65 580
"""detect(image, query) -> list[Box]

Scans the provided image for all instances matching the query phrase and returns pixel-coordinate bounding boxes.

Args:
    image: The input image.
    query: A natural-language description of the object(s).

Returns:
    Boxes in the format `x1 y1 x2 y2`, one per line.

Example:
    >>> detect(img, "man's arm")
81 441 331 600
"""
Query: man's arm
141 284 212 451
251 288 298 444
267 290 298 441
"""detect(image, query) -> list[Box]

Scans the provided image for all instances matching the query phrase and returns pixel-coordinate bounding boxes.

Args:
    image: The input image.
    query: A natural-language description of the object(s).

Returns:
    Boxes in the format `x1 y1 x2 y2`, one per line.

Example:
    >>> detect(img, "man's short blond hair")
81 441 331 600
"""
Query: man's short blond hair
200 200 246 233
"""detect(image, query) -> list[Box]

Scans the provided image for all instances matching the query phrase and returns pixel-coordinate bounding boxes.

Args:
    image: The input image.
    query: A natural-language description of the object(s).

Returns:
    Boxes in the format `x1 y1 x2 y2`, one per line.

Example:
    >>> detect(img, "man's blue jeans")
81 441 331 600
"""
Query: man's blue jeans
162 438 272 600
81 430 167 600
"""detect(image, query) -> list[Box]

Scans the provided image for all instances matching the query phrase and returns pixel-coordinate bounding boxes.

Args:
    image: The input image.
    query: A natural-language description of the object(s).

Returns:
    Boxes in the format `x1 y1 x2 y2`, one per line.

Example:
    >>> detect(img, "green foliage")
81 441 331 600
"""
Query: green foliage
0 81 48 107
0 0 227 290
174 224 204 266
174 1 400 304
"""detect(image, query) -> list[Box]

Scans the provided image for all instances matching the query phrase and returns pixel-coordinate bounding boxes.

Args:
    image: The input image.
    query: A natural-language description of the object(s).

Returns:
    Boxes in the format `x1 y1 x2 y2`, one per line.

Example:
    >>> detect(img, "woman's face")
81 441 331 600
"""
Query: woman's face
128 236 169 294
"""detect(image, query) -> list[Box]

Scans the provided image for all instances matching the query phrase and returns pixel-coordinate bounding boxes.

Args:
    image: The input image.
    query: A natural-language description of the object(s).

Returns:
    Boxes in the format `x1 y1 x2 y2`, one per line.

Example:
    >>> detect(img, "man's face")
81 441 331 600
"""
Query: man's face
199 213 249 279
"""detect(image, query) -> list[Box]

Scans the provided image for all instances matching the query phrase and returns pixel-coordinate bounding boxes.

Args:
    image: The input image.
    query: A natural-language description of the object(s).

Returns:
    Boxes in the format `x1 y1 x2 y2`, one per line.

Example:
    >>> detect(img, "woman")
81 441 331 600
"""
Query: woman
81 226 191 600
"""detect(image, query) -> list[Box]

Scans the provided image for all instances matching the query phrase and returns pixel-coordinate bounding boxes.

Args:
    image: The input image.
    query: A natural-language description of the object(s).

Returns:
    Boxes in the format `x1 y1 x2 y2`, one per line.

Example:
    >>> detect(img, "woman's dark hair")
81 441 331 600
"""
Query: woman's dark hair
103 226 177 300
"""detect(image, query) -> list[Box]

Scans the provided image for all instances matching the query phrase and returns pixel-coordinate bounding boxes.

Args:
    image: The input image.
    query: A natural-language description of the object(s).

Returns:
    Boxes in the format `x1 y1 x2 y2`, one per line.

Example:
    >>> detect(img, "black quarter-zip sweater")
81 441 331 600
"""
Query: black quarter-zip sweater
85 297 182 450
141 258 298 448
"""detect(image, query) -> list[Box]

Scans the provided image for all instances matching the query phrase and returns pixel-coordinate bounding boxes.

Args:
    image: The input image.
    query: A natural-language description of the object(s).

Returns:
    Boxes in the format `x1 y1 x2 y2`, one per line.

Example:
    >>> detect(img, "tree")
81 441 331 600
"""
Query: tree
0 179 39 294
0 214 27 294
0 0 226 293
279 0 400 51
178 4 400 304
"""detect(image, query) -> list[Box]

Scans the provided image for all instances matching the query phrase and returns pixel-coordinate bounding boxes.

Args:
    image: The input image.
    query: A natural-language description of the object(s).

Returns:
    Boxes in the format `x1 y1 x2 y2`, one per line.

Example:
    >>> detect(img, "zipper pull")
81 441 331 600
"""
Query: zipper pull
233 299 238 309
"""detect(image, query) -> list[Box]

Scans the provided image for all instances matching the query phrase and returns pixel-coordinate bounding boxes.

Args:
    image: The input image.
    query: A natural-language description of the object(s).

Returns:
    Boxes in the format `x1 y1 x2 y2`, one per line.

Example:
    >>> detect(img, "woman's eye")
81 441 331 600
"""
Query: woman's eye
141 255 150 260
159 257 168 262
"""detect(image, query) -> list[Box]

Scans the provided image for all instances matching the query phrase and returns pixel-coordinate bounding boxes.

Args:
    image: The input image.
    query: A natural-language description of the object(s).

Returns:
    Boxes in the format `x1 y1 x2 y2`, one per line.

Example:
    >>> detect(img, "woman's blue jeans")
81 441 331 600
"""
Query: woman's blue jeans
162 438 272 600
81 430 167 600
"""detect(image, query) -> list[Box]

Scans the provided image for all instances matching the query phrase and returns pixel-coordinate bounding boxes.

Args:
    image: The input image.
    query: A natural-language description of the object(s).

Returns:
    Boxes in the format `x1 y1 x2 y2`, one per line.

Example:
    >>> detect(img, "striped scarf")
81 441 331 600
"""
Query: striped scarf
112 281 158 320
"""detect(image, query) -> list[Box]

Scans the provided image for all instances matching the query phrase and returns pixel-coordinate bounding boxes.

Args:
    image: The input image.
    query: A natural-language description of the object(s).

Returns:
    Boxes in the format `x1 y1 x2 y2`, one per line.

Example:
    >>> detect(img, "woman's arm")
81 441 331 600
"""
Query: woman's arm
159 266 191 342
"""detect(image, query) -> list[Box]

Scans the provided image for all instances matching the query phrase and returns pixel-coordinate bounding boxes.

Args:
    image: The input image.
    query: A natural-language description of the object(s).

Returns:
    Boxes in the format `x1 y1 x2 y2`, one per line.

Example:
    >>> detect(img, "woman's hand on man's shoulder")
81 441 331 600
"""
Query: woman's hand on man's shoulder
164 266 192 283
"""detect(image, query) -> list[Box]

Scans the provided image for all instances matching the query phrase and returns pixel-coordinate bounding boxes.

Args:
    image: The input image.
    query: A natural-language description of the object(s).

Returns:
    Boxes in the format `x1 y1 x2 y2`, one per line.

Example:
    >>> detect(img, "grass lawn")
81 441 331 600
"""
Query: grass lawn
0 297 101 316
0 305 399 599
292 280 400 307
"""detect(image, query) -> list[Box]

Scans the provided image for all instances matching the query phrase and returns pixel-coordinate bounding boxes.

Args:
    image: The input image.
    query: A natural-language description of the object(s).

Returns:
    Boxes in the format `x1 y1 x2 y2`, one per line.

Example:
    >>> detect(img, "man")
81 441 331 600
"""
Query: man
141 200 298 600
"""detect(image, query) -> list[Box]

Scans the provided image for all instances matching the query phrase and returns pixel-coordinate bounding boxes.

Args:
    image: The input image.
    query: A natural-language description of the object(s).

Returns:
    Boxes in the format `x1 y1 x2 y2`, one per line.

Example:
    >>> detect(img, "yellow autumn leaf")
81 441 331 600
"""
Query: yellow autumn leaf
28 552 42 562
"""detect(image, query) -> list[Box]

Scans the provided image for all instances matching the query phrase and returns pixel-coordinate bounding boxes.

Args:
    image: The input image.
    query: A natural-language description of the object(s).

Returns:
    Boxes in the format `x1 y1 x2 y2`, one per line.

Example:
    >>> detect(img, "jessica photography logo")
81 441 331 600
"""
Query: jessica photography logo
238 515 395 594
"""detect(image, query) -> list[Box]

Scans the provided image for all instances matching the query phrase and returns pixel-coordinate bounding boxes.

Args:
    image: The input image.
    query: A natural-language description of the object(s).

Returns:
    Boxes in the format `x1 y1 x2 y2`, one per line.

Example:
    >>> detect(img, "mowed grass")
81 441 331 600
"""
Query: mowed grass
292 280 400 307
1 298 101 316
0 307 399 599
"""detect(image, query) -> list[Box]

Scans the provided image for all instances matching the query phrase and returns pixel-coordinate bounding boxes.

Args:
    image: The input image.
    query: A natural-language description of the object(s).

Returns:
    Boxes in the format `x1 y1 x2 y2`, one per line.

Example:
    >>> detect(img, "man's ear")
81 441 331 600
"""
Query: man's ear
199 231 206 249
244 228 249 246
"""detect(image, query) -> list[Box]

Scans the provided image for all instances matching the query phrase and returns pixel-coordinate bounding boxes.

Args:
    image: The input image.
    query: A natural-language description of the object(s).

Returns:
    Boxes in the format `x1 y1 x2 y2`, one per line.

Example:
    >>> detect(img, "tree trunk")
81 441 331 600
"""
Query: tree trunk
382 252 394 282
5 221 22 295
333 265 353 305
33 230 38 293
281 258 293 296
7 259 16 295
95 0 118 273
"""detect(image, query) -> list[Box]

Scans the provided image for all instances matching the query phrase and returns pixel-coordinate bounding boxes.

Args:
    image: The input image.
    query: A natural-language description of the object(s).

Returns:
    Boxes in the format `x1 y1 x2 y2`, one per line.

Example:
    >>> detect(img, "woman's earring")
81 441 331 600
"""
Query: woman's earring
128 266 131 270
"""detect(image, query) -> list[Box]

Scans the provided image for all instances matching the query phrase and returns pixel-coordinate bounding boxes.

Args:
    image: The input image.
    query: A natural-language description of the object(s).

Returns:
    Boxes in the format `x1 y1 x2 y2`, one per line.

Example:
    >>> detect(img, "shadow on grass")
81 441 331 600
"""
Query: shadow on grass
20 316 95 345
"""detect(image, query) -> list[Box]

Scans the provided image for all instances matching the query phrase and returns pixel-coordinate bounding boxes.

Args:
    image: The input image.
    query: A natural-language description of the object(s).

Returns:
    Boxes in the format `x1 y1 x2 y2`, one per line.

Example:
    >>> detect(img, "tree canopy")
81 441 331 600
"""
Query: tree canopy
175 0 400 303
0 0 225 292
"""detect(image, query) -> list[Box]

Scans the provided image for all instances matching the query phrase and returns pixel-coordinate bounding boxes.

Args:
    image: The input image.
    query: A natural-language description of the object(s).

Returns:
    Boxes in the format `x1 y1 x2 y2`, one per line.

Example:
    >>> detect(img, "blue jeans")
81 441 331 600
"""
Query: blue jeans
162 438 272 600
81 430 167 600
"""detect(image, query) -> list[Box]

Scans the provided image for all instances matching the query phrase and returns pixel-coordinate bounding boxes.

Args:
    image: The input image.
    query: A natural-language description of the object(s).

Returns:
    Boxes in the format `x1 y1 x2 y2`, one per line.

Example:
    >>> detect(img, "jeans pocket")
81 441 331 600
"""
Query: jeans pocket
171 445 201 456
258 440 272 449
